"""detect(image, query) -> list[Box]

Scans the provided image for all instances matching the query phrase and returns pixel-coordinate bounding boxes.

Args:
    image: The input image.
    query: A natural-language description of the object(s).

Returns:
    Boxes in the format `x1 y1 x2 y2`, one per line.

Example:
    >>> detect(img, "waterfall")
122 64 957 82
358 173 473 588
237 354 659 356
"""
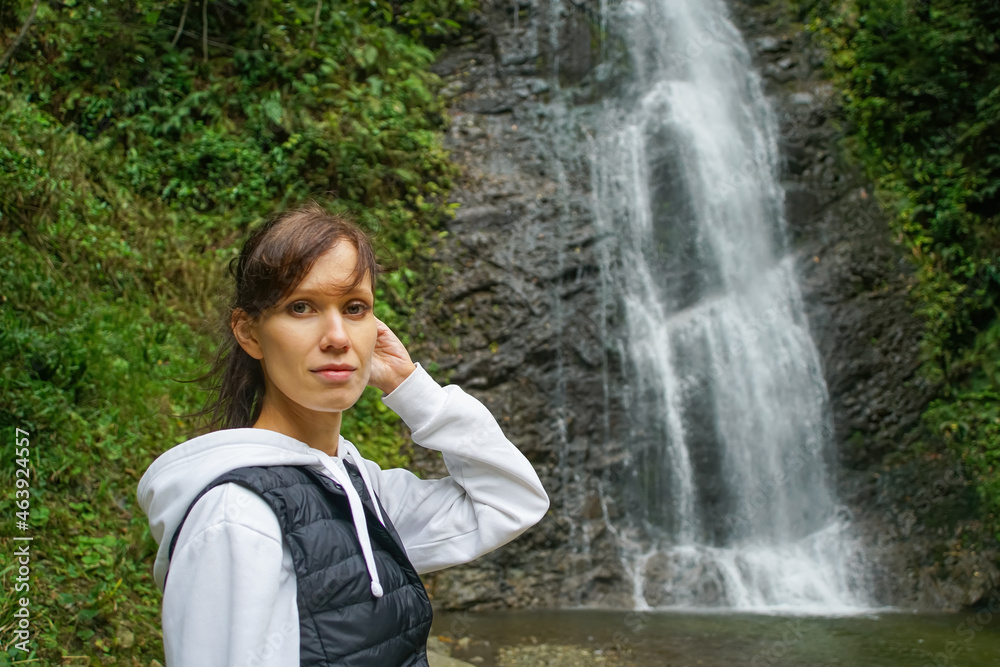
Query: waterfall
568 0 873 611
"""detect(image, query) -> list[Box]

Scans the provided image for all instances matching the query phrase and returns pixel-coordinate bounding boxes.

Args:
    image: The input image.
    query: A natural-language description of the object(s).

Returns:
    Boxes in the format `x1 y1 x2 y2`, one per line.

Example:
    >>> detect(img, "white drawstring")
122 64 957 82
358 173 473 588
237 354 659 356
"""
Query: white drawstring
317 455 384 599
341 439 386 527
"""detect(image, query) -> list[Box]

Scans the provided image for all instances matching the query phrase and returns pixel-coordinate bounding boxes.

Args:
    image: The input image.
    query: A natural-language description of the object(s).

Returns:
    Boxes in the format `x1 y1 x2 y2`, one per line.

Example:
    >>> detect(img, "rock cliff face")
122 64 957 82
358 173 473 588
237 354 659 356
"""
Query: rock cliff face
410 0 999 611
409 0 628 609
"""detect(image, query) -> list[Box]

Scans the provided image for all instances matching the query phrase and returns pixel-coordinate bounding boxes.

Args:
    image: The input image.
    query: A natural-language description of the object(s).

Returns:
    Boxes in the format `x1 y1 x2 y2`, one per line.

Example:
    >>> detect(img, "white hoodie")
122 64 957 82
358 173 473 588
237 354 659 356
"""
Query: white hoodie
137 365 549 666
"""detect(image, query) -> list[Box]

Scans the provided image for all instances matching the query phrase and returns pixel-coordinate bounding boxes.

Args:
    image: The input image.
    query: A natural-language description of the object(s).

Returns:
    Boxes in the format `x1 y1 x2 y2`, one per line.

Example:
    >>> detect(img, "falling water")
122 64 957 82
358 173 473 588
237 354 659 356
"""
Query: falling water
580 0 871 611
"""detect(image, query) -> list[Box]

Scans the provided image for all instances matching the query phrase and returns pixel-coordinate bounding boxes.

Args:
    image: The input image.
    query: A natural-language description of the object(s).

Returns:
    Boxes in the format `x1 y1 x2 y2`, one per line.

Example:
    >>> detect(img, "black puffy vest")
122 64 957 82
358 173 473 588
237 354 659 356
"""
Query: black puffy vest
166 463 433 666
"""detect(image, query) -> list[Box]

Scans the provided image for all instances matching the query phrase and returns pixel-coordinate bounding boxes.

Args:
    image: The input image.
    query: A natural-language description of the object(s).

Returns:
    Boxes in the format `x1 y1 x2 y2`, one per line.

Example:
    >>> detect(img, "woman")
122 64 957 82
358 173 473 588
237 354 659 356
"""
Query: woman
137 203 549 666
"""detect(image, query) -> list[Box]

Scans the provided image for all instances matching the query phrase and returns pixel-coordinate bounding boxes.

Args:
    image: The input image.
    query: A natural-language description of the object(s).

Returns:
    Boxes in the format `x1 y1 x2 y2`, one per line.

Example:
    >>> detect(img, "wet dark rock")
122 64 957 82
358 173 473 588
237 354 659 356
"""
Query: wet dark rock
752 35 791 54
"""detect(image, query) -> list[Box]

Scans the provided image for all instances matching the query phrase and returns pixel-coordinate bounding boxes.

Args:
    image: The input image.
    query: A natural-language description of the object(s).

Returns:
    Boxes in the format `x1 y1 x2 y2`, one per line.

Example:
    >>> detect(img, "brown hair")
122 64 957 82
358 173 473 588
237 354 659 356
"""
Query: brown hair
184 202 380 431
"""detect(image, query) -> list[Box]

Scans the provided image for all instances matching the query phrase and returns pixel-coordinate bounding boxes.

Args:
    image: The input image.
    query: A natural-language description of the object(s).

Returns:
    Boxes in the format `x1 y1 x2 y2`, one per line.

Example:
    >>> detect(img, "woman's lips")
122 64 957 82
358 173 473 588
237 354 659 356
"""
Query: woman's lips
312 368 355 382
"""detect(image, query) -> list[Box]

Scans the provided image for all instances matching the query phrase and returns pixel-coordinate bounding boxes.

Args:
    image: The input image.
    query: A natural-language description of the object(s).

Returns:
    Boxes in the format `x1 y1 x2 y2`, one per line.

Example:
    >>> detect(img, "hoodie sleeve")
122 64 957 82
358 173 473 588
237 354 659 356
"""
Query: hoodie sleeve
162 483 299 666
361 364 549 574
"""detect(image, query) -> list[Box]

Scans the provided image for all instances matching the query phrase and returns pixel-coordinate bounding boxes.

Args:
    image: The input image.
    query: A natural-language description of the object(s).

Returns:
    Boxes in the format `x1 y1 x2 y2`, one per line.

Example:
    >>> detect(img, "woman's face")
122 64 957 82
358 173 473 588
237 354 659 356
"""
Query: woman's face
237 241 377 420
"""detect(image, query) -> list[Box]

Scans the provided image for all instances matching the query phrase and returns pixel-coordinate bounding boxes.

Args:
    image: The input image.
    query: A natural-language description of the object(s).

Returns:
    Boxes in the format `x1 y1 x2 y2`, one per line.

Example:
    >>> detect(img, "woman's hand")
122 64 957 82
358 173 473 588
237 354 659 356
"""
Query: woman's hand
368 318 417 395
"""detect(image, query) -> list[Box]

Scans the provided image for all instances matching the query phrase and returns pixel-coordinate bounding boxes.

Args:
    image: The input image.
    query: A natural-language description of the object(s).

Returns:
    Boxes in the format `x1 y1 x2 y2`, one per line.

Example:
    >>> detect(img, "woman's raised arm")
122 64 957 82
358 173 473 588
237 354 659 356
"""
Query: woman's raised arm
350 364 549 574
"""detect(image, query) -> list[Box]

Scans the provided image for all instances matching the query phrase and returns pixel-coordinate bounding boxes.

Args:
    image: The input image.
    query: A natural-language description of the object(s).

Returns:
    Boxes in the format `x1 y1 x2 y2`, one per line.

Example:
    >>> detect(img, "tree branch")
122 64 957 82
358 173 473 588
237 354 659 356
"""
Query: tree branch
310 0 322 50
201 0 208 63
171 0 190 47
0 0 42 70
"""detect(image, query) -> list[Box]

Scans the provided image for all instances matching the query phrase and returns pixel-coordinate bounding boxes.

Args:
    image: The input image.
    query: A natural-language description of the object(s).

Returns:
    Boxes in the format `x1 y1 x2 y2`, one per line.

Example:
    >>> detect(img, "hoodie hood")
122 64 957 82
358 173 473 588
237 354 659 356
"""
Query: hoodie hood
137 428 385 597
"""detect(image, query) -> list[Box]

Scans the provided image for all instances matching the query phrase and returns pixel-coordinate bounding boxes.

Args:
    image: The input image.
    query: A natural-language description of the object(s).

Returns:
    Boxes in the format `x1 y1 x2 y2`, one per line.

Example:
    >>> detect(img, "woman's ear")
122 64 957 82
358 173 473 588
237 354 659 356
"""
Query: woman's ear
232 309 264 360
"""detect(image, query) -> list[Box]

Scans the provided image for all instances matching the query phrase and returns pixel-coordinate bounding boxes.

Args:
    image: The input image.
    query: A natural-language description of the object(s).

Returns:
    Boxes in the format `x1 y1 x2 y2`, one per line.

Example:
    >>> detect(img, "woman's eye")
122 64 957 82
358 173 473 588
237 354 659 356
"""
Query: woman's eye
346 302 369 316
290 302 310 314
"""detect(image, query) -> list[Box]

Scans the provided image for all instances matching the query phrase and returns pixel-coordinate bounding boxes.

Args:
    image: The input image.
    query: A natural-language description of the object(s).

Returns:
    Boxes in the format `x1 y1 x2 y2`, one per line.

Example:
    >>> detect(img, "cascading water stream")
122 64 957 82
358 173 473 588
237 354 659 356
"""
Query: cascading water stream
571 0 873 611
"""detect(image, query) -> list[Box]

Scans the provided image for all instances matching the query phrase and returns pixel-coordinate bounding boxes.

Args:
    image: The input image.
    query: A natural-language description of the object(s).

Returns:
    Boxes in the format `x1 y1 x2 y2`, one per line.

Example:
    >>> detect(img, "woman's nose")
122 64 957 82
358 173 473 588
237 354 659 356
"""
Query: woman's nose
320 311 351 350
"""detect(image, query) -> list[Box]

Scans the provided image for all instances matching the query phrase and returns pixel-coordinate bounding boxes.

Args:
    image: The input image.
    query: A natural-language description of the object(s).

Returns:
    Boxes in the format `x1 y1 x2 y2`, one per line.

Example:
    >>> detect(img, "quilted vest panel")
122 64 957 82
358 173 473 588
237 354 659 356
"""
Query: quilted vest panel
167 463 433 666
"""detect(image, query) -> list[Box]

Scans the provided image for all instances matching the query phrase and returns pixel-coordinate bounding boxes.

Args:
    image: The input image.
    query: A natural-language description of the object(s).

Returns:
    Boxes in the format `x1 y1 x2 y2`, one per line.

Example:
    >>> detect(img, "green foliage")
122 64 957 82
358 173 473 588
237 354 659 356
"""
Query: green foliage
923 328 1000 535
800 0 1000 370
796 0 1000 537
10 0 465 233
0 148 210 662
0 0 471 661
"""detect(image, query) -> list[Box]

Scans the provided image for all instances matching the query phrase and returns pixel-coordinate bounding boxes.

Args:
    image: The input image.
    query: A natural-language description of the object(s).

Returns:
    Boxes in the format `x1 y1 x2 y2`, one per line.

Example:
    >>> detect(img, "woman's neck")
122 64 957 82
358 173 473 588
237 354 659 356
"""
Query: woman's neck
252 402 343 457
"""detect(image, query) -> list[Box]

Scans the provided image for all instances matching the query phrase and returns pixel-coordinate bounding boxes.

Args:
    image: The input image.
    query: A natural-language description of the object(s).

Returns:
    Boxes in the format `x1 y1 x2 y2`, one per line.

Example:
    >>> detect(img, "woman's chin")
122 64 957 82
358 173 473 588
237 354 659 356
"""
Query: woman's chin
312 392 367 414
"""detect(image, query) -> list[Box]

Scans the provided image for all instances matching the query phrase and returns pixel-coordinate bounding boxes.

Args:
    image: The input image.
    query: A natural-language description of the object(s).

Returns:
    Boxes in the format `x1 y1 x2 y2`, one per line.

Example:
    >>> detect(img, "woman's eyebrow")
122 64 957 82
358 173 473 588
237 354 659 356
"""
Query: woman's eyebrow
294 284 372 298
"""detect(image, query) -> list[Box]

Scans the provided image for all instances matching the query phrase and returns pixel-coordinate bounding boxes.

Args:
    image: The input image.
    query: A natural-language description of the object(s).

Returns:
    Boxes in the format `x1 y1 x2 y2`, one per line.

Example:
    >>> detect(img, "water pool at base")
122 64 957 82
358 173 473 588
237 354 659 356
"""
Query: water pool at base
432 609 1000 666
